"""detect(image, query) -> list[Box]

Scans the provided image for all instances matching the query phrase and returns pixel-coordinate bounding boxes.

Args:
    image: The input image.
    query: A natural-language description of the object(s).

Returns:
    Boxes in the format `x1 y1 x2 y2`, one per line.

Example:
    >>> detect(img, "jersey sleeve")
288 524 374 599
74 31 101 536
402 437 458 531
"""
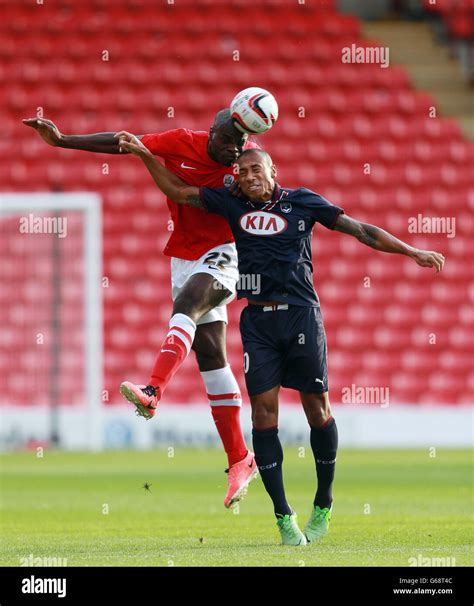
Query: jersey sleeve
304 189 344 229
199 187 230 219
140 128 192 157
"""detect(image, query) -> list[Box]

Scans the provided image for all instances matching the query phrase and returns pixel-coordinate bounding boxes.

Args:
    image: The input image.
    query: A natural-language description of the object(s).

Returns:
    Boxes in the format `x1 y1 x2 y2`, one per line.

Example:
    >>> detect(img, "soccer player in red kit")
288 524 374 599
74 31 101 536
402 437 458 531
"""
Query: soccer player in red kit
23 110 259 508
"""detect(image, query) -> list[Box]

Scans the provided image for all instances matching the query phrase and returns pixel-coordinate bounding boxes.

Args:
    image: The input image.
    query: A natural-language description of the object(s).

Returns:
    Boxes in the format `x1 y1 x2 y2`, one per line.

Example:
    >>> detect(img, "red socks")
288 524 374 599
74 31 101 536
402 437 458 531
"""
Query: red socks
201 365 248 467
211 405 248 467
149 313 196 392
148 316 248 468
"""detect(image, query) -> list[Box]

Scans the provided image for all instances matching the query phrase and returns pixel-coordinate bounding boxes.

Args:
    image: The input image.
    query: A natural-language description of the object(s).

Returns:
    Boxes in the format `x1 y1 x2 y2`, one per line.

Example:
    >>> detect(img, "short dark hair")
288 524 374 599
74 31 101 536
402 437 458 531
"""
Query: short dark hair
212 108 232 129
237 148 273 165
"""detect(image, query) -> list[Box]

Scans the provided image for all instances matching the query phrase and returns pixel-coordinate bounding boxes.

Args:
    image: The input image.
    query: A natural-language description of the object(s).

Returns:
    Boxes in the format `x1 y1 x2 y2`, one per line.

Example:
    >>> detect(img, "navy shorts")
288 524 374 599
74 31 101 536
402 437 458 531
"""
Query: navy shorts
239 304 328 396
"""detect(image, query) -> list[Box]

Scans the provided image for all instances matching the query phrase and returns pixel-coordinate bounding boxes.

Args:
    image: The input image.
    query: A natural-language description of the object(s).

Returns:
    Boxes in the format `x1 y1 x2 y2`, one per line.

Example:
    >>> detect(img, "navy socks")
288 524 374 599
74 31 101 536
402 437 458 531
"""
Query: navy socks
252 427 292 517
310 417 338 509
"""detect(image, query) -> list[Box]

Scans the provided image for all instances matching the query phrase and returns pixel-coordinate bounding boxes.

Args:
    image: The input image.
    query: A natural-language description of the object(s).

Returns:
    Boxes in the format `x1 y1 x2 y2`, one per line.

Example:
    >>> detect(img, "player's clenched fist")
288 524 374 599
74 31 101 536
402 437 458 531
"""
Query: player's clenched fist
411 250 446 273
115 131 151 158
22 118 62 146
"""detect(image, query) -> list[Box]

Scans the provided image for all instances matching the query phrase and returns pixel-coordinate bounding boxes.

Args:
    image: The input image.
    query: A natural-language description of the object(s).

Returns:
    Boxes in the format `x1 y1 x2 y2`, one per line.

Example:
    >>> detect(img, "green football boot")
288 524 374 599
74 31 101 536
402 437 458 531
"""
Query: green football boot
304 504 332 543
276 513 307 546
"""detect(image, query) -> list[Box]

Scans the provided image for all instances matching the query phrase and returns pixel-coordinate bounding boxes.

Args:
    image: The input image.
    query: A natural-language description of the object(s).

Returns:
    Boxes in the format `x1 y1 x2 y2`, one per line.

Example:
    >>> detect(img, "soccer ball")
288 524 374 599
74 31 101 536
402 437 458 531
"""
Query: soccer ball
230 87 279 135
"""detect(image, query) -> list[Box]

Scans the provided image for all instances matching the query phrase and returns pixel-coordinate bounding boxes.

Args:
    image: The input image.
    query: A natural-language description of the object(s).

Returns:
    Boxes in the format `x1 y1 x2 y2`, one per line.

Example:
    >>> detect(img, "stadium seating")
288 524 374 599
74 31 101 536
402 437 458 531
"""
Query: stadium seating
1 0 472 408
423 0 474 40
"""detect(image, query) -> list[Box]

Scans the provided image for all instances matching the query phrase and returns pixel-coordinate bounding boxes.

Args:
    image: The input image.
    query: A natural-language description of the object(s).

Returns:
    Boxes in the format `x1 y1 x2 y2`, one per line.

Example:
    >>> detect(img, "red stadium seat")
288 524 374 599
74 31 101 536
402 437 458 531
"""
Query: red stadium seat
335 326 375 349
2 0 471 409
361 351 401 372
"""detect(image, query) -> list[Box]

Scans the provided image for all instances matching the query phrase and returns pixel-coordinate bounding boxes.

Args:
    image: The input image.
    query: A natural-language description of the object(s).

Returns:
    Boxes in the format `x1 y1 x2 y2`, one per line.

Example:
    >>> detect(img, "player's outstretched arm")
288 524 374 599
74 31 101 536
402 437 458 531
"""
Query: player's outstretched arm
22 118 138 154
116 131 203 208
333 214 445 272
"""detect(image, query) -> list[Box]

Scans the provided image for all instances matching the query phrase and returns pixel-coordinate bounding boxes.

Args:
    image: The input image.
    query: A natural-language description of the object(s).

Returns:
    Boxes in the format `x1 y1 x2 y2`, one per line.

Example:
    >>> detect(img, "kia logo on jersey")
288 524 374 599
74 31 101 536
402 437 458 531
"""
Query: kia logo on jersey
239 211 288 236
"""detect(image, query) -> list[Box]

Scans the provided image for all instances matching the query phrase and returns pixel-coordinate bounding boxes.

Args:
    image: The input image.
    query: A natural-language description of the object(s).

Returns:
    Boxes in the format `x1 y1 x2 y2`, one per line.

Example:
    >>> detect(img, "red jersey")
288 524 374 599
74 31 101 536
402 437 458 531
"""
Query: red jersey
141 128 258 260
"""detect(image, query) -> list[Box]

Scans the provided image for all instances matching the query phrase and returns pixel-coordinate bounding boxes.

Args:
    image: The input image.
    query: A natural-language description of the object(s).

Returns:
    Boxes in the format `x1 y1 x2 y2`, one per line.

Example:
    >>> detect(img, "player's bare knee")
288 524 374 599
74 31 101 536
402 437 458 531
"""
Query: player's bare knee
301 392 331 428
251 397 278 430
310 408 331 428
252 408 278 430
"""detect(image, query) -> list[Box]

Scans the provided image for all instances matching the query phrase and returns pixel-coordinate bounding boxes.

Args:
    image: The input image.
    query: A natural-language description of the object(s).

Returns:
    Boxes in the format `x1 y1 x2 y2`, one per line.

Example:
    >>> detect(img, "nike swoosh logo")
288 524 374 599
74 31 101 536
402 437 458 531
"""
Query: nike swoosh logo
160 349 177 354
181 162 197 170
248 458 255 468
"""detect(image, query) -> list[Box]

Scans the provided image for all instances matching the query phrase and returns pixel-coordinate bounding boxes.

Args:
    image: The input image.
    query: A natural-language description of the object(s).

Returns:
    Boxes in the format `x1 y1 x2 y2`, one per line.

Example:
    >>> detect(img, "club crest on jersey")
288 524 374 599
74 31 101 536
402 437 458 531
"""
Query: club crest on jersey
223 174 235 187
239 211 287 236
280 201 292 213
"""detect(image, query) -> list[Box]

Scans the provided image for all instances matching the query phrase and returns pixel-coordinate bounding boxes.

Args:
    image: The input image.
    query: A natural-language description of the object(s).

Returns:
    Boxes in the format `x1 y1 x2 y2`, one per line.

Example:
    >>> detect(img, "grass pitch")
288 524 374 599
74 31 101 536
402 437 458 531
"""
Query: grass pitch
0 448 471 567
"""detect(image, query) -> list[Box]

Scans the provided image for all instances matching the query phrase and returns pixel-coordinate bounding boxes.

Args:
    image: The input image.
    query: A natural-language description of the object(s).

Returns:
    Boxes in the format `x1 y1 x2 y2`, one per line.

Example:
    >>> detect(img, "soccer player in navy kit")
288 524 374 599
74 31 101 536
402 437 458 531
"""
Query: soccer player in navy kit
119 134 445 546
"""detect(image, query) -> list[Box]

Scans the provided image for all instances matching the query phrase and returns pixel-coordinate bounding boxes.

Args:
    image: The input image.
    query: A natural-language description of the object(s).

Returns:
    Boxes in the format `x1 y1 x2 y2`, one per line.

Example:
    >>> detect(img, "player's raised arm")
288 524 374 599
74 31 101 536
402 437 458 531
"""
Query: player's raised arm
333 213 445 272
117 131 203 208
22 117 139 154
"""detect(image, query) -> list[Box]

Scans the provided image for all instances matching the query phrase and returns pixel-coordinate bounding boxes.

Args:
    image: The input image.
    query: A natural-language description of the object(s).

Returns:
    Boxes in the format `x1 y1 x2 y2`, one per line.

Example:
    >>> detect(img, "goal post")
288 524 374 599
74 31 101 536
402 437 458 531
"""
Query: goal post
0 193 103 451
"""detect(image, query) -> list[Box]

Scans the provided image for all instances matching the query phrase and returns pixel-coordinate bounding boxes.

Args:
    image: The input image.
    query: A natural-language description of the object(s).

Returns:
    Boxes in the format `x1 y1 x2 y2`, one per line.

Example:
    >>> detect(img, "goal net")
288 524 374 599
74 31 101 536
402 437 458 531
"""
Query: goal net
0 193 103 450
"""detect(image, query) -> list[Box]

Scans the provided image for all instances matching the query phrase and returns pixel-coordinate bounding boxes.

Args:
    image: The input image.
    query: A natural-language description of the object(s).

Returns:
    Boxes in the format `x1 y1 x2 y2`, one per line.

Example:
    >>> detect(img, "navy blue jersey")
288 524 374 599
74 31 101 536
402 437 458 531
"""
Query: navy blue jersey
200 184 343 306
